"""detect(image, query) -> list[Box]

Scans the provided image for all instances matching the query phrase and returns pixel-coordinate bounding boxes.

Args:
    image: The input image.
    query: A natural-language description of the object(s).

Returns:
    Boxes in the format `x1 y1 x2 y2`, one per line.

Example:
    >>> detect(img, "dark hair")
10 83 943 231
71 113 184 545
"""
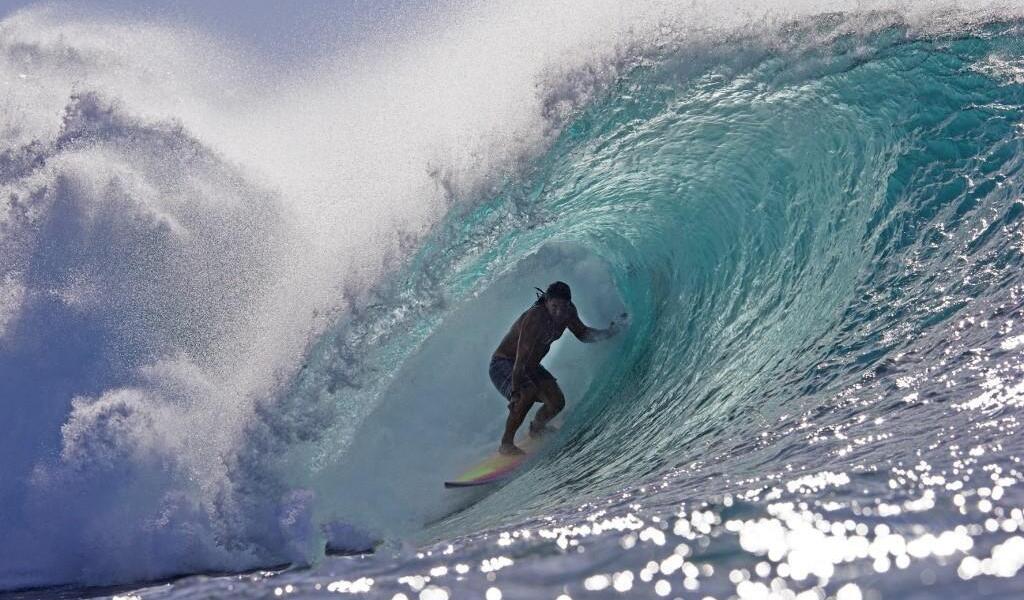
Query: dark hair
534 281 572 305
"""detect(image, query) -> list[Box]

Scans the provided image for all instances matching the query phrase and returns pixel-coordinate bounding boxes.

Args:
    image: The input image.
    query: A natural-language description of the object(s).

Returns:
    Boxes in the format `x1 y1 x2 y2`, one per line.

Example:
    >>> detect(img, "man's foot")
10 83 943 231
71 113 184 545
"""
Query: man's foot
498 443 525 456
528 423 560 439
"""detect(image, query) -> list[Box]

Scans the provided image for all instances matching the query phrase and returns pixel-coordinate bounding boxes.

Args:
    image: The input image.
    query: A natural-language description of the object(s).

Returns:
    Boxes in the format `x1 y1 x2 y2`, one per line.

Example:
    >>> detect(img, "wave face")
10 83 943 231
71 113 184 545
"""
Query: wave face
3 2 1024 597
292 12 1024 599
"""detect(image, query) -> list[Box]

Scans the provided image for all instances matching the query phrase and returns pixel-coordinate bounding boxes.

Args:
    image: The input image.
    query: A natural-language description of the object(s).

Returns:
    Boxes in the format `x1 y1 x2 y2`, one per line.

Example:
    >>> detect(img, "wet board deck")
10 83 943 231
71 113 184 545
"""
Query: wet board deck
444 433 546 488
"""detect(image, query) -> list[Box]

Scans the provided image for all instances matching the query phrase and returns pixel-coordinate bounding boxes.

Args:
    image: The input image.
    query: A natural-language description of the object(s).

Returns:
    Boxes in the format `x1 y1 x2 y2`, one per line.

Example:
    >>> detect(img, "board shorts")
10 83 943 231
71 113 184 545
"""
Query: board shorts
489 355 556 401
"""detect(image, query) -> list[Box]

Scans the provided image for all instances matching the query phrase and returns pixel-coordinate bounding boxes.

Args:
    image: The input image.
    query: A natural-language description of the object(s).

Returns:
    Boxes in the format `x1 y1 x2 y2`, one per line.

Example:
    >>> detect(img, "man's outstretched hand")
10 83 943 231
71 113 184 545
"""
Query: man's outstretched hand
608 312 629 336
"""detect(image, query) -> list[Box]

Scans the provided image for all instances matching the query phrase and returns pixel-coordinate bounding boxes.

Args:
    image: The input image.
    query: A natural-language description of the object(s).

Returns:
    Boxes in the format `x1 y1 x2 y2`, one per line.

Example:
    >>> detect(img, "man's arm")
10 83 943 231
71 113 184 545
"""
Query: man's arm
568 305 625 343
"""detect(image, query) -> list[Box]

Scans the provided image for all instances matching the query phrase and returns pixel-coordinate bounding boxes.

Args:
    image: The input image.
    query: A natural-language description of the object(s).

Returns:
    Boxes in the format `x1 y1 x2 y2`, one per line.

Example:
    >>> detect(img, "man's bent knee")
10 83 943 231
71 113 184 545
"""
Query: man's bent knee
539 381 565 412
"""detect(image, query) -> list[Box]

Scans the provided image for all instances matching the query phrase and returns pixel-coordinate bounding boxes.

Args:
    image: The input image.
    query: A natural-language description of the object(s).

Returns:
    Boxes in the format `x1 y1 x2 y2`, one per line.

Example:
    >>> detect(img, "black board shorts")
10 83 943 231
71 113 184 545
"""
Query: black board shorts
489 355 556 401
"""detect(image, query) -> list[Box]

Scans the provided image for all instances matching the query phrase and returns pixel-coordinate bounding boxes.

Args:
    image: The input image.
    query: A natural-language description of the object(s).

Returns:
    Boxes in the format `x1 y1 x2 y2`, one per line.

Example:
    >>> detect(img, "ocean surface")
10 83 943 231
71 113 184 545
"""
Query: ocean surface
3 1 1024 598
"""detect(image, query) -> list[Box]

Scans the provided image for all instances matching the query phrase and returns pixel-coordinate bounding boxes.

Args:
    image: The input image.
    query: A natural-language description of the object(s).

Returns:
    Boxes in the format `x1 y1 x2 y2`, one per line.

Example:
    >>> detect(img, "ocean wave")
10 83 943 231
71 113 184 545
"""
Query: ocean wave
3 1 1024 593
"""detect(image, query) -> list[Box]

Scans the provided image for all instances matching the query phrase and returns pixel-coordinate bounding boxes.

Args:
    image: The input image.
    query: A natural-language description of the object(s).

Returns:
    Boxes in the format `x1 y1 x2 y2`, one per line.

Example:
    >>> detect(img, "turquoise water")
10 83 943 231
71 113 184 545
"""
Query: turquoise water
4 6 1024 600
241 16 1024 600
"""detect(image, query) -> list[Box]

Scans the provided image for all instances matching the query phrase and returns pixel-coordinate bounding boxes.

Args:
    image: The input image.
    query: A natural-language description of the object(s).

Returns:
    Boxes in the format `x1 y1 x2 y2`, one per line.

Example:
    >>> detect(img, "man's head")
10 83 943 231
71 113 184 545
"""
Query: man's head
542 281 571 321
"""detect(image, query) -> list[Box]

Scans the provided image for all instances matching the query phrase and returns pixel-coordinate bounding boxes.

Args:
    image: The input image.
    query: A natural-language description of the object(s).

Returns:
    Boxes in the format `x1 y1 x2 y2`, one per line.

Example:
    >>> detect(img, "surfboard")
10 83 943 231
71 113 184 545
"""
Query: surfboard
444 433 547 488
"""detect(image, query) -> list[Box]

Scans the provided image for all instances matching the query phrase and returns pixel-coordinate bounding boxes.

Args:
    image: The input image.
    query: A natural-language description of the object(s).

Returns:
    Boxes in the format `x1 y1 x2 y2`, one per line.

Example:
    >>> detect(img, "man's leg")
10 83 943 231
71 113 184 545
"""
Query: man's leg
530 379 565 436
501 385 540 454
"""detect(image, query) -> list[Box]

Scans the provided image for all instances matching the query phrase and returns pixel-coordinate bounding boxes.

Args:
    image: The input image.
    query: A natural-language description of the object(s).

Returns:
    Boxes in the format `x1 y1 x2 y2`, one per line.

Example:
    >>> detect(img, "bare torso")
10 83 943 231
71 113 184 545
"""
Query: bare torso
492 303 571 365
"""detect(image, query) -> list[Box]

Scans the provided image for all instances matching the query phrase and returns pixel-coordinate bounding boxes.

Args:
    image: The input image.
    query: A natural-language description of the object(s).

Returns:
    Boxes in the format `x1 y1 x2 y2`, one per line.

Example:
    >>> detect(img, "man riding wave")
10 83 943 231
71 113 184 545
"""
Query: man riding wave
489 281 625 455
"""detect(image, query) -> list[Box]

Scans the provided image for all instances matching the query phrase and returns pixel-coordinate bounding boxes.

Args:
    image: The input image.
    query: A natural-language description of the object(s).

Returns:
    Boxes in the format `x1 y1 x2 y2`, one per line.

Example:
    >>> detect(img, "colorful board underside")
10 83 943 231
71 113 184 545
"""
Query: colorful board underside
444 434 544 488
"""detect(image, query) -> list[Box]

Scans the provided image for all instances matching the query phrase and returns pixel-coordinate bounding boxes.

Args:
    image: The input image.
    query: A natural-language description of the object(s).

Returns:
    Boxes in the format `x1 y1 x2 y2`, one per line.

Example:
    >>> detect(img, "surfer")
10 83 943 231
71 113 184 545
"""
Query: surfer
489 281 624 455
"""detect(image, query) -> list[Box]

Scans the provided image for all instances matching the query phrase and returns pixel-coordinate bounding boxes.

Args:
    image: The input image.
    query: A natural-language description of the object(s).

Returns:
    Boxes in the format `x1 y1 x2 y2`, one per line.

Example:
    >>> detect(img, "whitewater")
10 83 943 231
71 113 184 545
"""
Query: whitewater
2 1 1024 598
